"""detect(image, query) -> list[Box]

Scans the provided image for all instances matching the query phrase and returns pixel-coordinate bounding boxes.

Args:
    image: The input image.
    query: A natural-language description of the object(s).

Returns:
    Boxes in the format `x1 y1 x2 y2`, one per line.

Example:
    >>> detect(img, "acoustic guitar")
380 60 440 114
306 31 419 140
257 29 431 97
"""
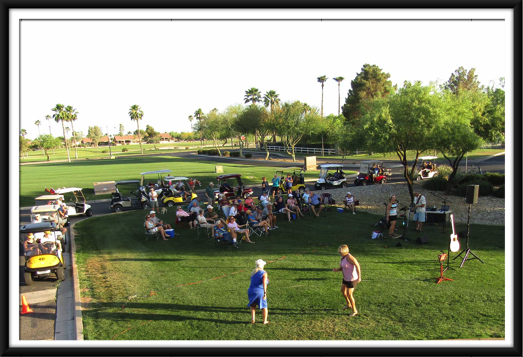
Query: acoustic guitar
449 214 460 253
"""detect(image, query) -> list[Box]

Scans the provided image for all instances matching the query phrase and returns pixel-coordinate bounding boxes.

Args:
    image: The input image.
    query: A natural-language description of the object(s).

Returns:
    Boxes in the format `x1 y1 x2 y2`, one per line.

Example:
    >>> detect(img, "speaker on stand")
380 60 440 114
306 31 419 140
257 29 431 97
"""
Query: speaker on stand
454 185 485 268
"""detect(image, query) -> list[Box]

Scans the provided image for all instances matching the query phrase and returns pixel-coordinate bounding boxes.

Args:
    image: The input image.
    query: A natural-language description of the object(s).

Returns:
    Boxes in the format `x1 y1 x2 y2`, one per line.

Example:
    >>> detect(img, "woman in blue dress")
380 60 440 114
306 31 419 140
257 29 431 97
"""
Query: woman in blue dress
247 259 269 324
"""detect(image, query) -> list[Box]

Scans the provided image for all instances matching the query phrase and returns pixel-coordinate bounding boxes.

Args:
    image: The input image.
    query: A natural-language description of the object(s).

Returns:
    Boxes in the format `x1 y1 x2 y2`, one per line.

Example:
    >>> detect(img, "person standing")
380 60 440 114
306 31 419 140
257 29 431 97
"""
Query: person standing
247 259 269 324
332 244 361 317
261 177 269 194
205 182 216 206
149 187 159 210
271 174 281 199
386 194 398 238
285 173 293 195
413 192 426 232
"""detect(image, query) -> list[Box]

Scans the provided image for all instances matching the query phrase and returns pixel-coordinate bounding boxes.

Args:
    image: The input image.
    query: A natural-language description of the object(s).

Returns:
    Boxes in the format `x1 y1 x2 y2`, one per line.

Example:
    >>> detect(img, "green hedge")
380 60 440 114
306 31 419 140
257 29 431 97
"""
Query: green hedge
230 151 241 157
454 180 494 197
458 174 487 185
483 172 505 186
492 185 505 198
122 148 128 152
421 176 448 191
245 153 252 158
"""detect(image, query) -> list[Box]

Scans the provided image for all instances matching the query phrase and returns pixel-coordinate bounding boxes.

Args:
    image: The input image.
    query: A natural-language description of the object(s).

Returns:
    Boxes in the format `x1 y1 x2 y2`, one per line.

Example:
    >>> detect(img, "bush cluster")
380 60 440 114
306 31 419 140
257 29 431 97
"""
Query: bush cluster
458 174 487 185
185 147 190 150
102 150 108 153
454 180 494 197
122 148 128 152
421 176 448 191
245 153 252 159
492 185 505 198
197 149 202 155
208 149 219 156
230 151 241 157
483 172 505 186
435 164 453 179
223 151 230 157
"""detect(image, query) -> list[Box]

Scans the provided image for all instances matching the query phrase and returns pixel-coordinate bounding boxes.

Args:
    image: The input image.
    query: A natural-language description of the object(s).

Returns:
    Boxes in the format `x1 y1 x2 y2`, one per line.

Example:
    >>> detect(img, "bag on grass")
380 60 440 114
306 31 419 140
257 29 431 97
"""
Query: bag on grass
371 231 382 239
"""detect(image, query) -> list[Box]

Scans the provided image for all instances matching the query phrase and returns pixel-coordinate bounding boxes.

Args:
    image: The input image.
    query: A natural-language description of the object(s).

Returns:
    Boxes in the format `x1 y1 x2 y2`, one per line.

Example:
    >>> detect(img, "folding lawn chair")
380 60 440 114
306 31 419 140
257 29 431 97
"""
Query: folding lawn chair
195 221 213 239
321 193 335 212
247 222 264 237
144 223 160 242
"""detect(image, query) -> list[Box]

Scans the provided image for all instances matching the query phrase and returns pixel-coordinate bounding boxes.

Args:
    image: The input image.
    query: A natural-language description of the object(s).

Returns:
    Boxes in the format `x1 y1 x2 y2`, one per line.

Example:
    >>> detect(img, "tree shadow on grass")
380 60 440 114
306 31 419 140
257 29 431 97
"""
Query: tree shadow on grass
108 258 185 262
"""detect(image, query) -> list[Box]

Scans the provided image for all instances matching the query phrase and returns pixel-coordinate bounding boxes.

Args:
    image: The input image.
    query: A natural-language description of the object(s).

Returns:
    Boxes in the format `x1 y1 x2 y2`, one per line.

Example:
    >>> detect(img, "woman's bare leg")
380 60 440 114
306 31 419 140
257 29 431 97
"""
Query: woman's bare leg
250 305 256 323
262 308 269 324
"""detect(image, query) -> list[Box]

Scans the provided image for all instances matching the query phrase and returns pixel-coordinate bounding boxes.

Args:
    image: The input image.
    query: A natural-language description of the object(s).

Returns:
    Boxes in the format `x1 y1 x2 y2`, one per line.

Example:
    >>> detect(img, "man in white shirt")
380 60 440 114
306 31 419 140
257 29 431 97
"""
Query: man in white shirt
413 192 426 232
260 192 270 208
149 187 159 210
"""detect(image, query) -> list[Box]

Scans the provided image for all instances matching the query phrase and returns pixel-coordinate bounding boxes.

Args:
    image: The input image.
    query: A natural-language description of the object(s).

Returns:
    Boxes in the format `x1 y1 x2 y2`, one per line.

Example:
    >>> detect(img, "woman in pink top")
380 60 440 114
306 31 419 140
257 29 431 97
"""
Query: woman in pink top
332 244 361 316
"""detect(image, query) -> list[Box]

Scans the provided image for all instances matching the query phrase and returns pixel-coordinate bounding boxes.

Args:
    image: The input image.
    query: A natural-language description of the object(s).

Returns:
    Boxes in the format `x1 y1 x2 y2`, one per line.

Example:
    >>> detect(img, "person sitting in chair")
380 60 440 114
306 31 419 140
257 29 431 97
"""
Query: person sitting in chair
205 205 219 222
227 216 255 244
176 206 197 229
344 192 356 214
221 179 233 192
145 214 169 240
150 210 172 230
24 233 41 256
196 210 214 228
246 209 270 235
244 195 255 210
275 196 296 223
310 190 324 217
286 194 304 219
213 220 237 248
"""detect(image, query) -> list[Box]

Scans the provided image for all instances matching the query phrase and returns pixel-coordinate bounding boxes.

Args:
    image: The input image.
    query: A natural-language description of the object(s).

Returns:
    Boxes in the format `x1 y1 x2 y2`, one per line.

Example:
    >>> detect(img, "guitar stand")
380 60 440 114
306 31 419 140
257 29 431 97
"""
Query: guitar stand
436 261 453 284
453 205 485 268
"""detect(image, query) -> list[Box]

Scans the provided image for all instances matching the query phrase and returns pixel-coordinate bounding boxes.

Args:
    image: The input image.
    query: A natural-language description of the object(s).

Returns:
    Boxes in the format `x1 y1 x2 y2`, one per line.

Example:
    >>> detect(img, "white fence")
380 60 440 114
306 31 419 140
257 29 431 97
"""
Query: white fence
266 146 337 155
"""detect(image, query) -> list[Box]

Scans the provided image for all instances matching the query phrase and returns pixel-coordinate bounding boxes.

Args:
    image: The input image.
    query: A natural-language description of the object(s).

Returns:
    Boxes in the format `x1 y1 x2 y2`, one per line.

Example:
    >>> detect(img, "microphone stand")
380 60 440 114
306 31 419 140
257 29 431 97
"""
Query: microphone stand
431 192 452 233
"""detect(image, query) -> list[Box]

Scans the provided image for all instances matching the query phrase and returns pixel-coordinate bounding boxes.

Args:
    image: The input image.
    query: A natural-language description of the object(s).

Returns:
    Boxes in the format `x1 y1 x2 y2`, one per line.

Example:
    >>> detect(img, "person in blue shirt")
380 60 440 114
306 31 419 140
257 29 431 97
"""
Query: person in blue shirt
213 220 237 248
271 174 281 199
247 259 270 324
310 190 324 217
246 209 270 235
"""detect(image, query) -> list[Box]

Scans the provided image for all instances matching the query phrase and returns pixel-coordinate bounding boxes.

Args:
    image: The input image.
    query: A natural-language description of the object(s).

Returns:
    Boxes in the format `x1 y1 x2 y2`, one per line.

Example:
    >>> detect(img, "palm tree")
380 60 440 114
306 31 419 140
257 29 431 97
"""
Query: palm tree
35 120 41 136
188 115 194 130
65 105 79 158
65 126 71 147
20 129 27 138
45 115 52 135
129 104 144 154
52 103 71 162
244 87 262 105
317 75 328 117
302 103 311 115
333 76 345 115
194 109 204 148
263 90 281 144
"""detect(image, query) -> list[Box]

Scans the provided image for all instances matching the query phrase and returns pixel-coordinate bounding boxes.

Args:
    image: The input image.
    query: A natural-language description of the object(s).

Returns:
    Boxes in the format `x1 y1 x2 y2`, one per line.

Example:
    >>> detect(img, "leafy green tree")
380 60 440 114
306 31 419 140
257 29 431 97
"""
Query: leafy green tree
20 129 27 138
20 135 30 158
33 134 61 161
244 87 262 105
87 126 103 148
356 81 443 201
65 105 79 158
317 75 328 117
276 101 317 162
129 104 144 154
476 87 505 143
333 76 345 115
52 103 71 162
442 66 482 95
133 129 147 138
342 64 396 125
221 104 243 149
204 109 226 156
434 90 483 192
194 109 205 147
119 124 125 136
144 125 161 148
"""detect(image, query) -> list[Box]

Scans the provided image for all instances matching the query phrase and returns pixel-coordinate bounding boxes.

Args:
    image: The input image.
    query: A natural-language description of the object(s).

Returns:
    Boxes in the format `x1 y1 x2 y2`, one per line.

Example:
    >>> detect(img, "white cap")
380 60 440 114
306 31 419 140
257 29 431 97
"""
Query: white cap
288 194 293 197
209 182 214 185
150 211 155 214
347 192 352 195
255 259 267 268
207 205 213 209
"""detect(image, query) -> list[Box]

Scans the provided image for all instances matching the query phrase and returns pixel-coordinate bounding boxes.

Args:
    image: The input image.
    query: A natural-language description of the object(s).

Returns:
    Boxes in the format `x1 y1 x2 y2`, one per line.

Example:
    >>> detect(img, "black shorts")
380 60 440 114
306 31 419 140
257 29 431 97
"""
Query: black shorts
342 279 358 289
389 215 397 222
313 203 321 209
272 187 279 194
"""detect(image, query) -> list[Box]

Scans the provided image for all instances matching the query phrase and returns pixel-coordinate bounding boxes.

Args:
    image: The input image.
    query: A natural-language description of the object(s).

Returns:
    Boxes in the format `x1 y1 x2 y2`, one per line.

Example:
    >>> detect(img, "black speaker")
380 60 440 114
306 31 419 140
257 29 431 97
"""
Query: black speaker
416 235 429 244
466 185 479 204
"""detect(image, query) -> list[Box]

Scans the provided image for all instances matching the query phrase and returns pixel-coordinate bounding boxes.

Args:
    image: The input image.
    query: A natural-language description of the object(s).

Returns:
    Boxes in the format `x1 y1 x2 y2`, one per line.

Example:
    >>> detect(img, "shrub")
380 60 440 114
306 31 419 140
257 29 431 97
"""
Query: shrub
197 149 202 155
458 174 487 185
421 176 448 191
208 149 219 156
435 164 453 179
122 148 128 152
223 151 230 157
185 147 190 150
200 150 209 155
454 180 494 197
483 172 505 186
245 153 252 158
492 185 505 198
230 151 241 157
102 150 108 153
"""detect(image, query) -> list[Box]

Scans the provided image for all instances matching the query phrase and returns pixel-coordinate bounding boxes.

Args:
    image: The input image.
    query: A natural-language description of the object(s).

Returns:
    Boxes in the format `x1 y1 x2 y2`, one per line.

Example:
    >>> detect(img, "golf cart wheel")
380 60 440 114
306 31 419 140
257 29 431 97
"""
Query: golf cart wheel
56 266 65 281
361 181 367 186
342 182 348 188
86 208 93 217
166 201 175 207
416 175 421 181
298 187 305 193
142 202 149 210
114 205 123 212
24 272 33 286
321 185 326 191
380 178 387 184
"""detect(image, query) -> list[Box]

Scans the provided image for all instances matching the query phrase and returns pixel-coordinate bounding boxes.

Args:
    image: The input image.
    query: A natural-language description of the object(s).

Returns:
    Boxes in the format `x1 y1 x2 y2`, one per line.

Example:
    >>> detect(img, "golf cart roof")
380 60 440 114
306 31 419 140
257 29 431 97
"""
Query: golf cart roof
164 176 189 181
115 180 141 185
140 169 172 175
31 205 61 213
35 195 63 200
319 164 344 169
216 174 242 180
20 222 59 233
419 156 438 160
277 167 303 172
360 160 383 164
54 187 84 194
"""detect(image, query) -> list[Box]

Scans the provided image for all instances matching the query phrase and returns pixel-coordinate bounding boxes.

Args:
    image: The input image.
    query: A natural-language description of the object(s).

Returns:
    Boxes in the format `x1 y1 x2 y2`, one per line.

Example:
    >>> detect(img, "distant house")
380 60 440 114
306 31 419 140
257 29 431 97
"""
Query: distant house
81 138 93 146
114 135 139 145
159 133 172 142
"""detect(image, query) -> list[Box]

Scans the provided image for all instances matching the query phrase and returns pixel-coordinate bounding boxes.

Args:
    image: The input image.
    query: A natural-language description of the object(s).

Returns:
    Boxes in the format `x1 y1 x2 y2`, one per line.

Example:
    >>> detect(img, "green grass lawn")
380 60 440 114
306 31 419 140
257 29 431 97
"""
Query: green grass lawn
19 155 347 207
74 209 505 340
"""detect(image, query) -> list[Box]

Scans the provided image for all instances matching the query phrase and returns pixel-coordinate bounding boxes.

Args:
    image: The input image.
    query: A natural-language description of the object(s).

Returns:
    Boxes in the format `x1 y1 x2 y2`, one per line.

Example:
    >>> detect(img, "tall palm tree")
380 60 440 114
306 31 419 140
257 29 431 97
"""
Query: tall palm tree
244 87 262 105
188 115 194 130
65 105 79 158
65 126 71 147
20 129 27 138
194 109 204 148
333 76 345 115
263 90 280 113
129 104 144 154
317 75 328 117
52 103 71 162
35 120 41 136
302 103 311 115
45 115 52 135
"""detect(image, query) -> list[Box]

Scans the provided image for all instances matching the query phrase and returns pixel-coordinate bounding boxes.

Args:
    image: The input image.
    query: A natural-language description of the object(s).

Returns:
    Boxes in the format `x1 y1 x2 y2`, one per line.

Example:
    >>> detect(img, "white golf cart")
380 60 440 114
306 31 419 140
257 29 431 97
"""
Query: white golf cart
314 164 349 190
30 204 67 225
34 194 64 206
416 156 439 181
140 169 173 188
53 187 93 217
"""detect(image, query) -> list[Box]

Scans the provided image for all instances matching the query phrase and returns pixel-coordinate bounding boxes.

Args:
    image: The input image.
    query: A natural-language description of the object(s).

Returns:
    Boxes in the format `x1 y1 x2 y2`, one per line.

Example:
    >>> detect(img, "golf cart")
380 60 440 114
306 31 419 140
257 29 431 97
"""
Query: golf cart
107 180 149 212
416 156 439 181
34 194 64 206
354 161 391 186
214 174 253 199
20 222 66 285
161 177 199 207
140 169 173 189
276 167 306 193
53 187 93 217
314 164 349 190
30 204 68 226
